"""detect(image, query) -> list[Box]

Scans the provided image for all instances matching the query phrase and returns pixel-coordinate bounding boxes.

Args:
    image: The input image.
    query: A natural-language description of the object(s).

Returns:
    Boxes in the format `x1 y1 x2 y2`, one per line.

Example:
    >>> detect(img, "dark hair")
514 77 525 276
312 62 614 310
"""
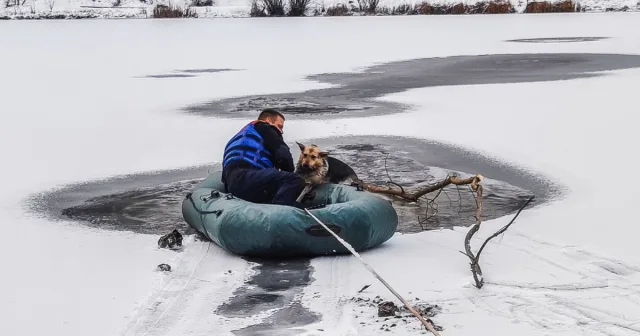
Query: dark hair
258 108 285 121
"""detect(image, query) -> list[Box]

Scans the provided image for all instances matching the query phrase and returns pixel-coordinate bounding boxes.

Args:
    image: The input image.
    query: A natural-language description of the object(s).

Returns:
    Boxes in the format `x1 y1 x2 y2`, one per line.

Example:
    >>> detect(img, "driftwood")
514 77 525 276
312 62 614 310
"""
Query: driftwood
462 195 535 288
360 174 484 203
463 181 485 288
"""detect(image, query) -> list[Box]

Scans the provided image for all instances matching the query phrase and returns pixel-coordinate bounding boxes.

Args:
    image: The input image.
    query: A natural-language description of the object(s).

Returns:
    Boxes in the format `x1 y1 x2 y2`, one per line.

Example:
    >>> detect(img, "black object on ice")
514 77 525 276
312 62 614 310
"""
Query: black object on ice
157 263 171 272
358 284 371 293
158 229 183 249
378 301 399 317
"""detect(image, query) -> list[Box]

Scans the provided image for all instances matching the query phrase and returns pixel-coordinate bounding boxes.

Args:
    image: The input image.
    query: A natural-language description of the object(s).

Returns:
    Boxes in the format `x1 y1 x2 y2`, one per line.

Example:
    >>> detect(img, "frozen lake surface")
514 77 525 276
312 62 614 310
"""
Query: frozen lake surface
3 13 640 336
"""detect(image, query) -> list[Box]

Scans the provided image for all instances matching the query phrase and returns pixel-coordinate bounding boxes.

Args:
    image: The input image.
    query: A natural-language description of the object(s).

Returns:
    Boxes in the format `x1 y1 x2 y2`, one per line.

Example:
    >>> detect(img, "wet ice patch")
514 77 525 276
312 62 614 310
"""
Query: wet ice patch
140 68 239 79
183 53 640 120
216 96 375 116
506 37 610 43
143 74 197 79
175 68 240 74
216 257 321 335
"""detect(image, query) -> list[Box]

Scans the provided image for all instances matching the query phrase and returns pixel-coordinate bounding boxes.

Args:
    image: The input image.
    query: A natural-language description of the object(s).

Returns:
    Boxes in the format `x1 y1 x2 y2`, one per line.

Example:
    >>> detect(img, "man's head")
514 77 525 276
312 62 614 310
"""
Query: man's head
258 108 285 134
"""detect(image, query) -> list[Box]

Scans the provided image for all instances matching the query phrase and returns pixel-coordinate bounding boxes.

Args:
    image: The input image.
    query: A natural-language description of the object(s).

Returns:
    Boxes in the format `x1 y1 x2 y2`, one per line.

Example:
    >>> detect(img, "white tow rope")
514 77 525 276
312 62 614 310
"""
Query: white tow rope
303 208 442 336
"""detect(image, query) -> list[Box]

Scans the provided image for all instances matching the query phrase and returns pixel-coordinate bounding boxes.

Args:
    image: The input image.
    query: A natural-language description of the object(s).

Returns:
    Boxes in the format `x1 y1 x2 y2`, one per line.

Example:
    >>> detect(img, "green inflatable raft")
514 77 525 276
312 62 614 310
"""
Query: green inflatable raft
181 171 398 258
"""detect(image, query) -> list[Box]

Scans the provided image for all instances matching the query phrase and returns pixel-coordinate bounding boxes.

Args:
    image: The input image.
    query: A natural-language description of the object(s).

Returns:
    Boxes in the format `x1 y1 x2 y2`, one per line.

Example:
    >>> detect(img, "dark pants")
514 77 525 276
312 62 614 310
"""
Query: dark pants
225 168 306 207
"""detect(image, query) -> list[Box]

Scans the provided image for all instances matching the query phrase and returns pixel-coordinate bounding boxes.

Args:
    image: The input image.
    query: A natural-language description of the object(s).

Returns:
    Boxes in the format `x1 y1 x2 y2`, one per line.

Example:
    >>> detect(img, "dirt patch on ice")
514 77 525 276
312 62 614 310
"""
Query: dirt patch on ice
505 37 610 43
184 53 640 119
349 295 444 334
25 135 560 235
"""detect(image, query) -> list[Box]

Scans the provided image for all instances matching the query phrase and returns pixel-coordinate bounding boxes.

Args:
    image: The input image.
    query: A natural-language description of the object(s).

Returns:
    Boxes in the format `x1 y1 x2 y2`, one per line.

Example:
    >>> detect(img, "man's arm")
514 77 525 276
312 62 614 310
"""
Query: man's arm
254 123 295 172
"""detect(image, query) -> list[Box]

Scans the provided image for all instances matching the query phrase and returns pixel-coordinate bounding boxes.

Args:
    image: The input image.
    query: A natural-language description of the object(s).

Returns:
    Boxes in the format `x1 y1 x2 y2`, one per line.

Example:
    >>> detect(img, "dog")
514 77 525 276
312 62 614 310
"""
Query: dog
294 142 362 203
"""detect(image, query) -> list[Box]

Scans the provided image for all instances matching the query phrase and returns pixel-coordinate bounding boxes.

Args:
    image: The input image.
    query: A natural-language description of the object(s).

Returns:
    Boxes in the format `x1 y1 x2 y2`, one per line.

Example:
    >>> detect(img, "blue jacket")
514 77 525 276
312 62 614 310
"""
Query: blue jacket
223 121 274 170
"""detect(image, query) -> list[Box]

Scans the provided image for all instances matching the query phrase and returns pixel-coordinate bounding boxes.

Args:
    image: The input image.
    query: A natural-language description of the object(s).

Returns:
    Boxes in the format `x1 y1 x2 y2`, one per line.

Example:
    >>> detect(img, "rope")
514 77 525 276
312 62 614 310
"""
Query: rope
185 193 223 216
303 208 442 336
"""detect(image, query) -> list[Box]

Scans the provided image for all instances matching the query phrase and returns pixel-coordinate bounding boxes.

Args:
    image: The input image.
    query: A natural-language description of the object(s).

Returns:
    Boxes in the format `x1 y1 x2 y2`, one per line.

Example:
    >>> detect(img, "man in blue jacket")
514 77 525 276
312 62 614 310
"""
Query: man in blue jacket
221 108 306 207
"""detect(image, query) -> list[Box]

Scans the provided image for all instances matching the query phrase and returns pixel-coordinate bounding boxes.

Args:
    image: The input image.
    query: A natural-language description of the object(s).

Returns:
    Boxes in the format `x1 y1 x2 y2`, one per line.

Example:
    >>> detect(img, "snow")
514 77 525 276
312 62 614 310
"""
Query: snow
3 12 640 336
0 0 638 19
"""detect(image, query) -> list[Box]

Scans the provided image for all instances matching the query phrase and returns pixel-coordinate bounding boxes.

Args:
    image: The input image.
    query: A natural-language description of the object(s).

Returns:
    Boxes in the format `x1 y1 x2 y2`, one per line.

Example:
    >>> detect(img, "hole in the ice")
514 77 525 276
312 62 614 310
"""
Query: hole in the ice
26 136 560 236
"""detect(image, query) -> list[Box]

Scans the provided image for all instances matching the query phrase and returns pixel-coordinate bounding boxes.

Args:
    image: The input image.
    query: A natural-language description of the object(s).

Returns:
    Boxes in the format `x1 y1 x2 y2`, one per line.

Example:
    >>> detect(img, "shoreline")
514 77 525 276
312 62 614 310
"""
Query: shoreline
1 0 637 20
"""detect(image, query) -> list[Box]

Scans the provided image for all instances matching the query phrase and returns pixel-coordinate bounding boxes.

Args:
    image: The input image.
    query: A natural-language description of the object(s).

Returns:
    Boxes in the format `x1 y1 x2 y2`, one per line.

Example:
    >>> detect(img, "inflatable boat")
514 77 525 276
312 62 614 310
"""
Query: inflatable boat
181 171 398 258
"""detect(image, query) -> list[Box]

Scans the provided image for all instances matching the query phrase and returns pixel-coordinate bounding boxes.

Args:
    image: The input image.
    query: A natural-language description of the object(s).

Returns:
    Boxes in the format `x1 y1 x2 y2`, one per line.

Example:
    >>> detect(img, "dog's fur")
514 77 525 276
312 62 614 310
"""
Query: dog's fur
294 142 362 203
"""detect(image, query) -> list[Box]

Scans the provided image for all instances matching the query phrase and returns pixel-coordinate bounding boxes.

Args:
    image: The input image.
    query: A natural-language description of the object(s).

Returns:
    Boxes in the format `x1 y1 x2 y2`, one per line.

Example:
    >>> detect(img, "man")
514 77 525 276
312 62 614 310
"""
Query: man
221 108 306 207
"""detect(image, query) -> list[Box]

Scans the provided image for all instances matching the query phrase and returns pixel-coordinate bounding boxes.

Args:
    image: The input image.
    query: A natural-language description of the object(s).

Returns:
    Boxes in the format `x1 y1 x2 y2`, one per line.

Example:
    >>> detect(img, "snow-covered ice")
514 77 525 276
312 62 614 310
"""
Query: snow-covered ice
3 12 640 336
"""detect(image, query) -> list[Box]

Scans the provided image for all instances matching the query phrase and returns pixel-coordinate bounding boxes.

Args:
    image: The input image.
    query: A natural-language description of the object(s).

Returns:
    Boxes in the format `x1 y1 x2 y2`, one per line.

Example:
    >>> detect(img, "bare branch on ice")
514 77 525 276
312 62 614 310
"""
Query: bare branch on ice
357 156 535 289
464 195 535 288
360 174 484 203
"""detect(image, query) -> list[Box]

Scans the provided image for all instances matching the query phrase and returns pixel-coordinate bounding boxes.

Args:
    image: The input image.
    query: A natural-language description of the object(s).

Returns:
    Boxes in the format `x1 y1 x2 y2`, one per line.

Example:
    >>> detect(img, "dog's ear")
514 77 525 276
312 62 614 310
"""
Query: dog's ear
295 141 305 151
318 151 330 158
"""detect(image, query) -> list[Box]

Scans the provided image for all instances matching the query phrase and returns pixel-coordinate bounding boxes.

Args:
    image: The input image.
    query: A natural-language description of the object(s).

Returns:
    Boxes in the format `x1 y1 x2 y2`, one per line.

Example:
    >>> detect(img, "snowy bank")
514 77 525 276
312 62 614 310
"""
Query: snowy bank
0 0 638 19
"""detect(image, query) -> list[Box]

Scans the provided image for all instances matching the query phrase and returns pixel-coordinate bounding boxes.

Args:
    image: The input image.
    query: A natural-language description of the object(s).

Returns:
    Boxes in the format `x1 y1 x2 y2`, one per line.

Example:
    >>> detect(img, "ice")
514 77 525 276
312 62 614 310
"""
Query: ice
2 13 640 336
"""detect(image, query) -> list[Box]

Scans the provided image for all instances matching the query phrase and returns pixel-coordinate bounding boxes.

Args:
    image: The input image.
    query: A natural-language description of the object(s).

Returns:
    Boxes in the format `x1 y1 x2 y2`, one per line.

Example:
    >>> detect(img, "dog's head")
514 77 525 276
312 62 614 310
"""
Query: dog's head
296 142 329 172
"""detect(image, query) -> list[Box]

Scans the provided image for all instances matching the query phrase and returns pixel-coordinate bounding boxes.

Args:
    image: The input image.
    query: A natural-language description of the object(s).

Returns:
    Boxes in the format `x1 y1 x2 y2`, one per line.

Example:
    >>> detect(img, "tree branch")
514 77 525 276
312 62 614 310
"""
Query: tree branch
361 174 484 203
463 182 484 288
464 195 534 289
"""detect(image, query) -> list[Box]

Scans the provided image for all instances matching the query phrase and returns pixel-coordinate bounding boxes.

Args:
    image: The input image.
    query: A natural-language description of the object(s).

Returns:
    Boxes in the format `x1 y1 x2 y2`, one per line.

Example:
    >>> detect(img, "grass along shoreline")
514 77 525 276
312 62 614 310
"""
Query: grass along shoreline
1 0 637 19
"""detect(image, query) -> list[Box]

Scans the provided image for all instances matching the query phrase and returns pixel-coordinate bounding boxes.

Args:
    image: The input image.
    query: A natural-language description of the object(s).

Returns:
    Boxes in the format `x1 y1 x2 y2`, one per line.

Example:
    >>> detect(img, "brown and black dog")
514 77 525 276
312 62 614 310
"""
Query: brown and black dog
294 142 362 203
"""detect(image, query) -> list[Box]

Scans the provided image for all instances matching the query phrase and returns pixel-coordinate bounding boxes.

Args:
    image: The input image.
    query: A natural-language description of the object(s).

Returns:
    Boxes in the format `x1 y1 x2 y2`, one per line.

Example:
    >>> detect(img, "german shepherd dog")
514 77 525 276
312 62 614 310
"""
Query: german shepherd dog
294 142 362 203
